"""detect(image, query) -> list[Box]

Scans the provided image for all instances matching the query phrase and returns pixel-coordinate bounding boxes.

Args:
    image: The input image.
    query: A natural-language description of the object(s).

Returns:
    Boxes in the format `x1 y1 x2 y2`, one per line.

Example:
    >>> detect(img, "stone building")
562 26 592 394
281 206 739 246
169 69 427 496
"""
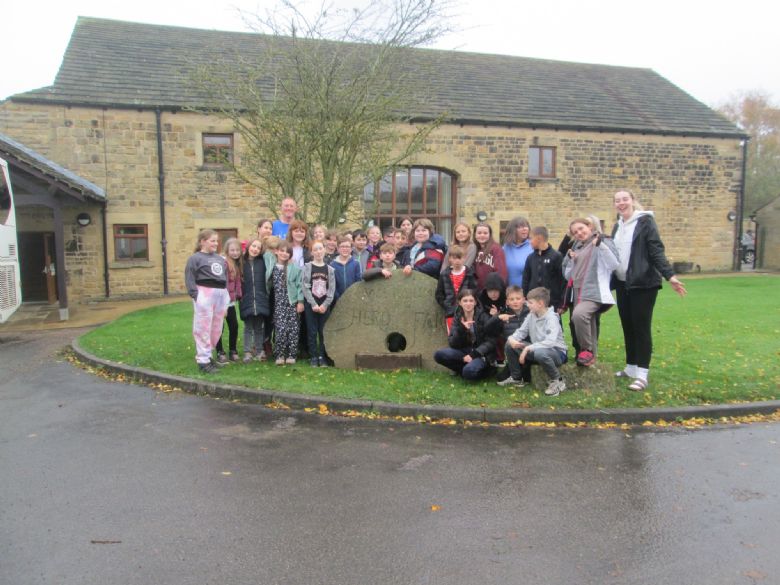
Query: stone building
0 17 745 312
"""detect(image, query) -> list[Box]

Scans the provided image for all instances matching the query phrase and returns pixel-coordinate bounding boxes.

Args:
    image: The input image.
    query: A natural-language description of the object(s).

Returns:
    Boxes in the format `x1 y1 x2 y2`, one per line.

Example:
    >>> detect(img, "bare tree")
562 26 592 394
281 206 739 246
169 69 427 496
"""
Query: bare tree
718 91 780 214
191 0 455 226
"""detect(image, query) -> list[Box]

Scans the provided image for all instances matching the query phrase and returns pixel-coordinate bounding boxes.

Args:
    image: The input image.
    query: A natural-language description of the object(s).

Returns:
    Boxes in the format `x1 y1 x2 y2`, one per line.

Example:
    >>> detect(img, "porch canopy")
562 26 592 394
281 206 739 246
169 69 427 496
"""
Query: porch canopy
0 131 106 319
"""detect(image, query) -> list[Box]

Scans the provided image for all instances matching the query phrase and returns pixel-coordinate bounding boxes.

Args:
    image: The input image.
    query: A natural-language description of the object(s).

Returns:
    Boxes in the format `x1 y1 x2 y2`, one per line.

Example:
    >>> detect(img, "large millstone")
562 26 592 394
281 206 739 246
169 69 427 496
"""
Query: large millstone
324 271 447 370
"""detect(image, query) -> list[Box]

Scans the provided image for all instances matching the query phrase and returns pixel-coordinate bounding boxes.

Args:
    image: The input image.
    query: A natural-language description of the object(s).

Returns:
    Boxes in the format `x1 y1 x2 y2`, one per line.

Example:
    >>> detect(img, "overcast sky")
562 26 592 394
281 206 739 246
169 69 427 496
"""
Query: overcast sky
2 0 778 108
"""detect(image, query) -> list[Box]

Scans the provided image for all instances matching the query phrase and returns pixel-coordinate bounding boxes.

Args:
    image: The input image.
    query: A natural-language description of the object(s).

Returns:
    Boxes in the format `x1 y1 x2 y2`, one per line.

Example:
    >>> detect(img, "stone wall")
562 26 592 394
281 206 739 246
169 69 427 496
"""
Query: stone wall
412 126 743 270
1 101 743 301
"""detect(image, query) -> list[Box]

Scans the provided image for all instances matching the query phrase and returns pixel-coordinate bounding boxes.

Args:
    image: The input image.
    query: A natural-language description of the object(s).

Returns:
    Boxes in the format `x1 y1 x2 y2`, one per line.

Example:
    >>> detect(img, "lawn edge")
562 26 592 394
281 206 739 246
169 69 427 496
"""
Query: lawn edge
71 337 780 425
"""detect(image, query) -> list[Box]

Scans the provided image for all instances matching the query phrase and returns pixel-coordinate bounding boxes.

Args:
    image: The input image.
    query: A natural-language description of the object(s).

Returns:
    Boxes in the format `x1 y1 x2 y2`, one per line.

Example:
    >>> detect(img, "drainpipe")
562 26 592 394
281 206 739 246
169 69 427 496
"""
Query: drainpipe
155 108 169 295
101 201 110 297
734 138 749 271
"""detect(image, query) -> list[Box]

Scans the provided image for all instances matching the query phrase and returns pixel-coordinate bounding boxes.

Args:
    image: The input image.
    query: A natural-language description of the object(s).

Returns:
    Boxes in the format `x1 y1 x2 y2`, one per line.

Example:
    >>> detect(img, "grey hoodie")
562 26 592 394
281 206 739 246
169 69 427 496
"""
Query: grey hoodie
562 236 619 305
510 307 567 353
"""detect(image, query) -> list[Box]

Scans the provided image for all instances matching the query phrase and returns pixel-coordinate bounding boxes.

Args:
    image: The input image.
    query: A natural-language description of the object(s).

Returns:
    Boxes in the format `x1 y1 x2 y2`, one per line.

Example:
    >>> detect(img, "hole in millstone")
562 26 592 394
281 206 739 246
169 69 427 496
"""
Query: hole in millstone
386 332 407 353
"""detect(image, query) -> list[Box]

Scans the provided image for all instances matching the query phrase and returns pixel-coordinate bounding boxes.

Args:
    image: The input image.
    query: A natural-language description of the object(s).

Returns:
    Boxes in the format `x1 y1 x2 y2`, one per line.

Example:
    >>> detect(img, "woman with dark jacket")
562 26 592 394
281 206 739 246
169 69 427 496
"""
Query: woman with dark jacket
611 190 686 391
433 288 502 380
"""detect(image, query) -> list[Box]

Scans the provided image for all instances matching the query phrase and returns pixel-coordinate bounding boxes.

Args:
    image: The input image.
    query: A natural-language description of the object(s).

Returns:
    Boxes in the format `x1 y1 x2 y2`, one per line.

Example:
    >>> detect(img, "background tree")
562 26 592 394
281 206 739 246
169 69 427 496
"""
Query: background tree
718 91 780 214
191 0 454 226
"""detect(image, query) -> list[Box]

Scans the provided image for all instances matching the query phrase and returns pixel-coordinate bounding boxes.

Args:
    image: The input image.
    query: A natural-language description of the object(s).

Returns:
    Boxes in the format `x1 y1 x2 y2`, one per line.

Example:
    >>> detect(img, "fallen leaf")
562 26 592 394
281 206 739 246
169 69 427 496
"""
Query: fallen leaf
221 471 232 476
431 505 441 512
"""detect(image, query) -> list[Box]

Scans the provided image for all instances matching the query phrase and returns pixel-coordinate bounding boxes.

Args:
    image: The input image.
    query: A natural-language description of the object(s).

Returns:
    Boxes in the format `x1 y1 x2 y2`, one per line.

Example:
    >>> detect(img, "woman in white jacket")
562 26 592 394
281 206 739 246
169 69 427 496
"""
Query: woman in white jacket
562 217 619 367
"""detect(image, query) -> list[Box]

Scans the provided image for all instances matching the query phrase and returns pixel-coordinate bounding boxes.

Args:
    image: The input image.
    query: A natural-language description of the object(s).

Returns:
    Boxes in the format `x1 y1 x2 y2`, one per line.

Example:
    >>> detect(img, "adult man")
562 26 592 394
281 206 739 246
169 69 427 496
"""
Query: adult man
272 197 298 238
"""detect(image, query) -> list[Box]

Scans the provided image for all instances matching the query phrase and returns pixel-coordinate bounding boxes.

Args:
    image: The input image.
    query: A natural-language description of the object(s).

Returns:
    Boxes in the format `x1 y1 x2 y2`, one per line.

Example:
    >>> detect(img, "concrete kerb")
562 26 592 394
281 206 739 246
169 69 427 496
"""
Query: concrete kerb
70 338 780 426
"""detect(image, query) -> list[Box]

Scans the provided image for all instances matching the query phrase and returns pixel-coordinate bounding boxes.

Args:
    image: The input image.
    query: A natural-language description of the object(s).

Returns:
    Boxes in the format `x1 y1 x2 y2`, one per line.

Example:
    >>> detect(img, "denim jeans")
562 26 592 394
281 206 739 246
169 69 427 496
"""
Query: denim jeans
433 347 490 380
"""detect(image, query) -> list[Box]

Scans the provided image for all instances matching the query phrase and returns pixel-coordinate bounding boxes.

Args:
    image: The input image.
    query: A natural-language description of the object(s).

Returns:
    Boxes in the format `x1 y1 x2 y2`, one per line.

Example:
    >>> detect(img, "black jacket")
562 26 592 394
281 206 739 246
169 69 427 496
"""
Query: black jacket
477 272 507 314
488 306 530 340
522 246 565 309
239 256 270 319
435 265 478 317
448 306 502 361
611 214 674 291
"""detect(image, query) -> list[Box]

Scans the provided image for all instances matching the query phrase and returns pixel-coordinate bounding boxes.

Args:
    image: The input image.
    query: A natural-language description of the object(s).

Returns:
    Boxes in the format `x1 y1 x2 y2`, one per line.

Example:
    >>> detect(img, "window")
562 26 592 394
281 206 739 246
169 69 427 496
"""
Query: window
528 146 556 178
213 228 238 249
364 167 456 236
202 134 234 168
114 225 149 261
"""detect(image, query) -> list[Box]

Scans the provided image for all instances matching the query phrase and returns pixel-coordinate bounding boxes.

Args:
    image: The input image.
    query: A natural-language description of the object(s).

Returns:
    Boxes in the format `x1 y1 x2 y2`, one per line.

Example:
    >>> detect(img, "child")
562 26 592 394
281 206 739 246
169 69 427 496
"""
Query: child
323 229 339 264
562 217 619 367
239 237 270 363
491 286 530 382
271 240 304 365
184 229 230 373
215 237 243 363
362 243 400 281
433 288 501 380
390 227 410 262
478 272 507 317
286 219 312 268
311 224 327 243
330 235 362 301
441 222 477 271
257 218 274 243
473 222 508 293
499 287 568 396
398 216 414 245
366 225 383 257
522 226 565 311
401 218 446 278
435 245 477 332
352 230 370 273
302 241 336 367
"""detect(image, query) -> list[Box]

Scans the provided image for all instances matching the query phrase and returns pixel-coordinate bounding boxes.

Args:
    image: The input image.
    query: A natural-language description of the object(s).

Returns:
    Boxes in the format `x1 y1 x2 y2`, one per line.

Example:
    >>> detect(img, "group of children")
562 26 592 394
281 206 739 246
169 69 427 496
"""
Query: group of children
185 214 616 397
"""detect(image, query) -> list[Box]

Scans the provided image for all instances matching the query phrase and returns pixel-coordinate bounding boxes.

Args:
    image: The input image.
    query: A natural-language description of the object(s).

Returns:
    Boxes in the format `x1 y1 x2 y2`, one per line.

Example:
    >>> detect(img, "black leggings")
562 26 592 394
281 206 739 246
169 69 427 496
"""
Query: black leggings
215 305 238 354
615 281 658 369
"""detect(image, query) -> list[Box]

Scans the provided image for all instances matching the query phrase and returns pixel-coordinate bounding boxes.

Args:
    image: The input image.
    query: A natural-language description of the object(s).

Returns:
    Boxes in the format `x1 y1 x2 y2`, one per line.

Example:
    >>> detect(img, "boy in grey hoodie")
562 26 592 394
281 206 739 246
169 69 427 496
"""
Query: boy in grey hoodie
498 287 568 396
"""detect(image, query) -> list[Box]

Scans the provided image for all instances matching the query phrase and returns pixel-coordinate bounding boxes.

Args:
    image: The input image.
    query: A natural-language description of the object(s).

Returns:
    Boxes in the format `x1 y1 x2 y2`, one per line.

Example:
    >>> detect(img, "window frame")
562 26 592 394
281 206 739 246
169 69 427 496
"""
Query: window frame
202 133 234 169
528 146 557 179
365 166 457 233
113 224 149 261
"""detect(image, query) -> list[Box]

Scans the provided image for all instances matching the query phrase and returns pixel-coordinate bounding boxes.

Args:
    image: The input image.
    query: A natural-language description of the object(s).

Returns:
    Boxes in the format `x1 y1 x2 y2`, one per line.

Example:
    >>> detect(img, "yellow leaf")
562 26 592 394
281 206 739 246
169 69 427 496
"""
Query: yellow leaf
431 505 441 512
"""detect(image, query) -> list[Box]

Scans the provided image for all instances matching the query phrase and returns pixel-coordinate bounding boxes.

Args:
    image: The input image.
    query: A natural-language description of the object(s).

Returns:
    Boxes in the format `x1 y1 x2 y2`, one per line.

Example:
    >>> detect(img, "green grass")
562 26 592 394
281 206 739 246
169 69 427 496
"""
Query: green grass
79 275 780 410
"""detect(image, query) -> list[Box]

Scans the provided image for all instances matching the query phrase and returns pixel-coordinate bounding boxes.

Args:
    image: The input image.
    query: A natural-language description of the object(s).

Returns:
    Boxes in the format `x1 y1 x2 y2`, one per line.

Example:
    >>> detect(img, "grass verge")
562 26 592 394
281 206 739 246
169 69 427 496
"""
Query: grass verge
78 275 780 410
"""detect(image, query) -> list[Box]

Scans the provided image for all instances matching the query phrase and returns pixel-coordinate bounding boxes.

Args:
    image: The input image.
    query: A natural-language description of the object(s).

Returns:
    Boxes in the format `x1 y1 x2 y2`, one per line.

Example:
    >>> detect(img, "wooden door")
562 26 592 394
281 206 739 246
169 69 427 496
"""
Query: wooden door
18 232 58 303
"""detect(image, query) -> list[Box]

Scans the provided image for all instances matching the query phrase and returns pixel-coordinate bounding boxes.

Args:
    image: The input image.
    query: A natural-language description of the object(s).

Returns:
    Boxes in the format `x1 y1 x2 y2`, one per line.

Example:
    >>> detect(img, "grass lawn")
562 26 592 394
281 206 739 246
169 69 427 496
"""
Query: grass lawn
78 275 780 410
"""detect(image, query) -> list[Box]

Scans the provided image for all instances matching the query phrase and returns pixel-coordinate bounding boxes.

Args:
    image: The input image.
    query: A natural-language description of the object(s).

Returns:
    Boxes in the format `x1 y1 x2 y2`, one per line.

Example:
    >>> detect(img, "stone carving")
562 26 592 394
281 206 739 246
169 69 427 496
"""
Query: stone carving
324 271 447 370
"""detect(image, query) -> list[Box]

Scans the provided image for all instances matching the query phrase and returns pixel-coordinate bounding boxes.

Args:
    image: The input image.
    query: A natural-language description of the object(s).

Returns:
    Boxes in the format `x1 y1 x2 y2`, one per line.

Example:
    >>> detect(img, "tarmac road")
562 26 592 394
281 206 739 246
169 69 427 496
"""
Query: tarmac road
1 329 778 585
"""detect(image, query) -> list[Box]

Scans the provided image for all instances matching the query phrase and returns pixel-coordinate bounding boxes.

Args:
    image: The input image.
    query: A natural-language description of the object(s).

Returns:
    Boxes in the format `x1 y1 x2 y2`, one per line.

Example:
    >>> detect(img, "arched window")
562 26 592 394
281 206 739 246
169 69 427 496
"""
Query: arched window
364 167 457 236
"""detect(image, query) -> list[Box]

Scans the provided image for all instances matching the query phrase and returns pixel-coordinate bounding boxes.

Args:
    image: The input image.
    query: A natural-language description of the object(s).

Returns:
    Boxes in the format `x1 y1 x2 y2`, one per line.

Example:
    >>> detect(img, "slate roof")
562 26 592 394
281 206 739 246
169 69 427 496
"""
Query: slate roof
0 132 106 201
10 17 743 138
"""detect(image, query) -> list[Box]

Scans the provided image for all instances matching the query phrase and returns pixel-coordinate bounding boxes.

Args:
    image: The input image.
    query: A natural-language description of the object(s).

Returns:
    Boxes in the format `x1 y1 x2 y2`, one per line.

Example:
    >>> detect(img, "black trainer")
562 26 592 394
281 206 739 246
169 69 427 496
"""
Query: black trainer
198 361 218 374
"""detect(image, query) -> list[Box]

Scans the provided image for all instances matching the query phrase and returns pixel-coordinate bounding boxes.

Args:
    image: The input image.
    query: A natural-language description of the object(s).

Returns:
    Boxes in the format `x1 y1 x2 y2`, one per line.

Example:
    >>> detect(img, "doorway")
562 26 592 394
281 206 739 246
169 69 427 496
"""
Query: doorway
18 232 58 303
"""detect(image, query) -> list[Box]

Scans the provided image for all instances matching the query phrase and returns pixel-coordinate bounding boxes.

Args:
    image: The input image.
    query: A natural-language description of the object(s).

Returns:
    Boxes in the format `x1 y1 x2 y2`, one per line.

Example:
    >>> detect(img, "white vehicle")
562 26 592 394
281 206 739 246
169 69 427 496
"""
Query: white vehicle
0 157 21 322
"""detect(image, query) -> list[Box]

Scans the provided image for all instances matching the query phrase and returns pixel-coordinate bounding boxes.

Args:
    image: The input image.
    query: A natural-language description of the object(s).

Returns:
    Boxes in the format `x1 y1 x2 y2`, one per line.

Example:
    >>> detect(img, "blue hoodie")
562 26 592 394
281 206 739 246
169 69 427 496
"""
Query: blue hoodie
503 240 533 287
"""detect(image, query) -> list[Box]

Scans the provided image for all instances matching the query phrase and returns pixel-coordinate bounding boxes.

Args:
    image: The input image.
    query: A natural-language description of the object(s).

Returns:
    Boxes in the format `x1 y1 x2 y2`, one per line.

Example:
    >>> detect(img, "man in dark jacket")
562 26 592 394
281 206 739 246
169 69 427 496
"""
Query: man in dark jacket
522 226 564 310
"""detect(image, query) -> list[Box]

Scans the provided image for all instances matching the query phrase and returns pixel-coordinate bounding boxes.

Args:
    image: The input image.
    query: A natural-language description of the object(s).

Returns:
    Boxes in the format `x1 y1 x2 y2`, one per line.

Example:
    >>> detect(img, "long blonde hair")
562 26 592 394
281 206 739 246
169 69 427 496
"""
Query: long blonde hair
222 237 242 279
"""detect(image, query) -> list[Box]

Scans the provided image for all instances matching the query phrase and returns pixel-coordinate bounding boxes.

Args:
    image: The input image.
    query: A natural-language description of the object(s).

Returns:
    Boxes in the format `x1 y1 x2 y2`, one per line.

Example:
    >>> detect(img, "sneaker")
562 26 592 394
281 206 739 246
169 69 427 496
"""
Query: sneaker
216 352 228 364
229 351 240 362
211 357 228 368
198 361 217 374
576 350 596 367
243 352 254 364
318 357 330 368
310 358 320 367
496 377 526 387
545 379 566 396
257 350 267 362
275 357 285 366
285 357 296 365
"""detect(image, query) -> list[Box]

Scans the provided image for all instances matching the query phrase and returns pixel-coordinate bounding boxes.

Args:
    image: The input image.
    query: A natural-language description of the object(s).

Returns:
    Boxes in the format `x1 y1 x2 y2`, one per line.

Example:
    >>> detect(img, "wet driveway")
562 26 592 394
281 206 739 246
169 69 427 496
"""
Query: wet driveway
1 330 778 584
